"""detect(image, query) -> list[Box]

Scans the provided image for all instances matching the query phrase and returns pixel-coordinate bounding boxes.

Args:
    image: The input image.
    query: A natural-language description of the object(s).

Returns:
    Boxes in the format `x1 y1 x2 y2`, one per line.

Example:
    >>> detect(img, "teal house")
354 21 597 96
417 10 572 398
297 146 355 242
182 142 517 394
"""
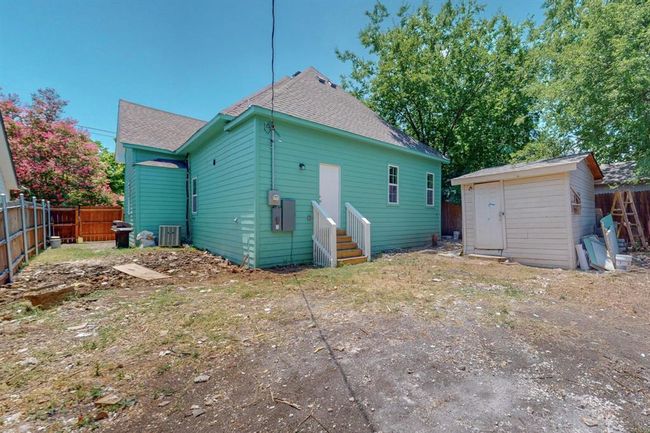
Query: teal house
116 67 448 267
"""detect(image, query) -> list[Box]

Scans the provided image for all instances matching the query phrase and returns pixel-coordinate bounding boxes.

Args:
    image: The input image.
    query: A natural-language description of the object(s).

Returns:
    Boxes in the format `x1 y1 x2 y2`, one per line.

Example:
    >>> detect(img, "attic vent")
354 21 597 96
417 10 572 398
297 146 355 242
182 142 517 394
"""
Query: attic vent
317 76 326 84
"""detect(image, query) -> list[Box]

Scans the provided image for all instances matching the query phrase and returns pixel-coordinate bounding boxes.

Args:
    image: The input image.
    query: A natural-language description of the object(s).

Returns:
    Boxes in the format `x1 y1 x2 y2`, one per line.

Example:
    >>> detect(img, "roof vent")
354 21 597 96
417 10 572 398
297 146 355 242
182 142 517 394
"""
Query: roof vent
316 76 326 84
292 70 301 77
329 82 337 89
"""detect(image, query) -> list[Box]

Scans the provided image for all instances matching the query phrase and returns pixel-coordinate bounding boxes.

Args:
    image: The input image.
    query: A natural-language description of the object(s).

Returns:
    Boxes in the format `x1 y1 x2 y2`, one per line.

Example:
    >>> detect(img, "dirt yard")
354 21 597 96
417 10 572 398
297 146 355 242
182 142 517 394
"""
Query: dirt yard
1 243 649 433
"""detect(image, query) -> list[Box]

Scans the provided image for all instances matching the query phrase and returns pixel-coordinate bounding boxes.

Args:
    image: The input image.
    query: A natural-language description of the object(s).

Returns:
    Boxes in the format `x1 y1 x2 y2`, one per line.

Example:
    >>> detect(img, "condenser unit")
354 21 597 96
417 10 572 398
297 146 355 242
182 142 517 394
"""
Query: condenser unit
158 225 181 247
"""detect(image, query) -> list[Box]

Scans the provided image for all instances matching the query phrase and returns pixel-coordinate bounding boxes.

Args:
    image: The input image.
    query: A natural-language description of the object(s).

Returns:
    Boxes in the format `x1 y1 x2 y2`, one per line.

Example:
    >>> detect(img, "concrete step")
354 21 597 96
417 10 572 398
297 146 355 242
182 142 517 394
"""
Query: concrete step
337 248 363 258
467 254 506 263
337 241 357 250
337 256 368 266
337 235 352 243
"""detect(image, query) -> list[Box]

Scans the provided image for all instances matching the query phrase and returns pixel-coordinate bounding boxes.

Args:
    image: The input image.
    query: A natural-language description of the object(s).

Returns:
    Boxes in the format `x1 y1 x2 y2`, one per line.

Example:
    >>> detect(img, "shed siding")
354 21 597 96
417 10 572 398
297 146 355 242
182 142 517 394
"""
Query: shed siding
254 117 442 267
570 159 597 246
189 118 257 266
463 173 573 268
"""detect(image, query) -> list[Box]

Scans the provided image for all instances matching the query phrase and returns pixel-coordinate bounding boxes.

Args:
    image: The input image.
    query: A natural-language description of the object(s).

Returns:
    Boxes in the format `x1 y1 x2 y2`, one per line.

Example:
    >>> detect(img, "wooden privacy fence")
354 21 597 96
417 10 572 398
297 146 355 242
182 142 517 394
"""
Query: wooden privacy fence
442 201 462 236
51 206 123 243
596 190 650 242
1 193 51 285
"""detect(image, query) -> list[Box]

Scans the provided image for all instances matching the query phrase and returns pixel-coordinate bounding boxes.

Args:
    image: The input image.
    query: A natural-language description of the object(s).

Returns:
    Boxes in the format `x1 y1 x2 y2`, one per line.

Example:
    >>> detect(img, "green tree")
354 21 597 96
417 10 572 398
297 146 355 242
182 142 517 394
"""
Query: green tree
98 142 124 198
337 1 538 201
521 0 650 174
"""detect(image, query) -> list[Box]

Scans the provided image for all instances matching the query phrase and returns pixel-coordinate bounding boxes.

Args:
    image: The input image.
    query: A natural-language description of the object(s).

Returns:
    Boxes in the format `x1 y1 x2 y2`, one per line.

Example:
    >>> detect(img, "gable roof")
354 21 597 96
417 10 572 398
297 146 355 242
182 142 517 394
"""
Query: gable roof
0 111 19 194
221 67 445 160
451 153 603 185
116 100 206 159
596 161 647 186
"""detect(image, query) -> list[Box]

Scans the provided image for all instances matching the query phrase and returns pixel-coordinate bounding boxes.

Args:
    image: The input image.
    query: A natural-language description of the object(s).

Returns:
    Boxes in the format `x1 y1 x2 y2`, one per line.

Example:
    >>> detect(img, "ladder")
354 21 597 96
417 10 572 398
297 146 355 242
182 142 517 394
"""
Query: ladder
610 190 648 249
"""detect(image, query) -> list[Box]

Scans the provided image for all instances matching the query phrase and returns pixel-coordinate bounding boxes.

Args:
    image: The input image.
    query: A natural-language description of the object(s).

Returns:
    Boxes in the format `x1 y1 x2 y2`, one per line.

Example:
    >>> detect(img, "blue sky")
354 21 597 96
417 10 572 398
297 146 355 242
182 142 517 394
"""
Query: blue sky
0 0 543 151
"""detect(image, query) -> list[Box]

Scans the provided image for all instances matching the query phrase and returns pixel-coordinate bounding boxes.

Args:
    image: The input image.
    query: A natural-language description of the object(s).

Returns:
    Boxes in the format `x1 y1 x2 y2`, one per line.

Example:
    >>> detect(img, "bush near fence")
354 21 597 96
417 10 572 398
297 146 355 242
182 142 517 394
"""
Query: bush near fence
1 193 51 284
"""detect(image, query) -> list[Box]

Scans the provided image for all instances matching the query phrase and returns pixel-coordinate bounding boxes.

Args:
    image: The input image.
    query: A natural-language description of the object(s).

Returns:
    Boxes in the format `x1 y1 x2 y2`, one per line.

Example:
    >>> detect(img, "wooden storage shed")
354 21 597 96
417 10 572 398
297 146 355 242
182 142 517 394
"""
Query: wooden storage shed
451 153 603 269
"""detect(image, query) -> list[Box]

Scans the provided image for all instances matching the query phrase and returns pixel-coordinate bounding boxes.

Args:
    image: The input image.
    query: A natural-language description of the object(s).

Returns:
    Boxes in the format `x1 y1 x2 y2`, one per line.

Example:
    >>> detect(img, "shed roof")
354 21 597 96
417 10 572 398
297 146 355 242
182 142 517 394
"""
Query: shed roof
596 161 647 186
117 100 206 152
451 153 603 185
135 159 188 169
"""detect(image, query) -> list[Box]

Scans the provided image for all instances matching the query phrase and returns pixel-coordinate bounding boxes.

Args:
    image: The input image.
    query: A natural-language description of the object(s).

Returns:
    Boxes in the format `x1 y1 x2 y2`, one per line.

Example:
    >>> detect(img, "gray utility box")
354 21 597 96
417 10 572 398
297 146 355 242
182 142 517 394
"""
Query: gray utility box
271 199 296 232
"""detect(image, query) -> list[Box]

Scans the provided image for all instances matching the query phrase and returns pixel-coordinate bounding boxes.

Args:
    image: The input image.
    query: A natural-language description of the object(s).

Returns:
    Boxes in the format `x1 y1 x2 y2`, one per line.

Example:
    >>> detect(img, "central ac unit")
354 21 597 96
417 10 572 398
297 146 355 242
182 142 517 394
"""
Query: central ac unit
158 225 181 247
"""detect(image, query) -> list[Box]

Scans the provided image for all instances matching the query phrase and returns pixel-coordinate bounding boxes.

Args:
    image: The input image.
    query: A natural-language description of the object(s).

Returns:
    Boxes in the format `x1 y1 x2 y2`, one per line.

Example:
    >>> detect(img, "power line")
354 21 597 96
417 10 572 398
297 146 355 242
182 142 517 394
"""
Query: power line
79 125 116 135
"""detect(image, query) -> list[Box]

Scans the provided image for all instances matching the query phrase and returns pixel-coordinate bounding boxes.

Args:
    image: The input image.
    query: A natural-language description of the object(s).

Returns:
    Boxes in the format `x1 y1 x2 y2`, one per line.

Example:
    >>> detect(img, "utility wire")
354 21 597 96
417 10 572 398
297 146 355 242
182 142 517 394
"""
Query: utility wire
79 125 116 134
271 0 275 125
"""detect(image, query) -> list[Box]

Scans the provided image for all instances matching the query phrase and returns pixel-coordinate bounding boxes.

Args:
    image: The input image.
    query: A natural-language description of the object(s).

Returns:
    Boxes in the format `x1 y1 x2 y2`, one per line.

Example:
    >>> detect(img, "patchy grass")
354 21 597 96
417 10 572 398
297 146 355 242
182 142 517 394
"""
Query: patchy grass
1 244 649 432
30 242 138 264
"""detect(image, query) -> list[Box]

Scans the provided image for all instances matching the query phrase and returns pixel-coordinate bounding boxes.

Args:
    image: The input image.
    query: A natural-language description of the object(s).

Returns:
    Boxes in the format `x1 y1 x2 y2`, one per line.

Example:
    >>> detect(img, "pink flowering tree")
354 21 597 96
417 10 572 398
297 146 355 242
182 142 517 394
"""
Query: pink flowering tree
0 89 117 206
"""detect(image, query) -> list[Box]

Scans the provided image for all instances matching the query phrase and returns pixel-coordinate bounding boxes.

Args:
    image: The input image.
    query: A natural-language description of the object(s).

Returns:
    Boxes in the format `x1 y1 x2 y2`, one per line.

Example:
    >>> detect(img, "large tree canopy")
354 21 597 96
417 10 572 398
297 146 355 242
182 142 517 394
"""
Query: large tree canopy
340 0 650 192
337 0 538 200
519 0 650 175
0 89 117 206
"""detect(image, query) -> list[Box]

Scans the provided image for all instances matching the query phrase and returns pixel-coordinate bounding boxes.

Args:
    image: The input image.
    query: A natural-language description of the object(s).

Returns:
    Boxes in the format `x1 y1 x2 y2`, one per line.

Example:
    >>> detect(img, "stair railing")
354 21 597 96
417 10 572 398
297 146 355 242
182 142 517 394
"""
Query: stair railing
345 203 371 261
312 200 337 267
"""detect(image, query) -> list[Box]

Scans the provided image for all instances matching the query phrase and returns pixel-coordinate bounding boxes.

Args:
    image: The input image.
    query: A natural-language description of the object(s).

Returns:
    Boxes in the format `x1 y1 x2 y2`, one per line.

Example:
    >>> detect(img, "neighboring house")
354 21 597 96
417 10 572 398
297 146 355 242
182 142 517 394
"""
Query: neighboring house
0 111 19 196
116 67 448 267
595 161 649 194
451 153 603 269
594 161 649 240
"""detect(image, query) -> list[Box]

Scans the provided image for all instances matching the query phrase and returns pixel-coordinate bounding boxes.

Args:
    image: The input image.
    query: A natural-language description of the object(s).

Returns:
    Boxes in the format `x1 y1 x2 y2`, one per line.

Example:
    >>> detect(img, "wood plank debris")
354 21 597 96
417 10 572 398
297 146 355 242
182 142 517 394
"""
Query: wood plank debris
113 263 170 280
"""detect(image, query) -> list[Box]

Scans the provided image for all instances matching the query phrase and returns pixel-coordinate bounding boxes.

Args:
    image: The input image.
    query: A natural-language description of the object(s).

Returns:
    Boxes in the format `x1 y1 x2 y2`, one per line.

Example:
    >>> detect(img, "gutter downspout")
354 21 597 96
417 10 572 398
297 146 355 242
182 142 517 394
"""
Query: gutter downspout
271 127 276 190
185 155 191 242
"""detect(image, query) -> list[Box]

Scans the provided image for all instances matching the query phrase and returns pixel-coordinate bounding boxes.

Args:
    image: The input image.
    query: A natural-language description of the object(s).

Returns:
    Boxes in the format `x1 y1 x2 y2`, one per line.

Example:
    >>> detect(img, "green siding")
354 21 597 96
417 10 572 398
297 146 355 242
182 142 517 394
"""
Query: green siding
188 118 257 266
136 165 187 239
254 117 442 267
123 115 442 267
123 146 187 245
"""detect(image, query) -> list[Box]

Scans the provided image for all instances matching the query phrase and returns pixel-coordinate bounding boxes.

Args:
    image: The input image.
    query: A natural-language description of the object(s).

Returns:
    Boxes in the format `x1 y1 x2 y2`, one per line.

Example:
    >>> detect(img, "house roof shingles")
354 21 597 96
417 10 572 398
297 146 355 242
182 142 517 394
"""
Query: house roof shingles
117 67 445 160
221 67 445 159
597 161 647 185
117 100 206 151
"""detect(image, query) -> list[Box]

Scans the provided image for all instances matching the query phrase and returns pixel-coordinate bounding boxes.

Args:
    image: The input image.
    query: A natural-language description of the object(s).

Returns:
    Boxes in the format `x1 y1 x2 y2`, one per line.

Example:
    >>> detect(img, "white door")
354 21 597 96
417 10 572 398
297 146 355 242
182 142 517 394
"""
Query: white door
319 163 340 225
474 182 504 249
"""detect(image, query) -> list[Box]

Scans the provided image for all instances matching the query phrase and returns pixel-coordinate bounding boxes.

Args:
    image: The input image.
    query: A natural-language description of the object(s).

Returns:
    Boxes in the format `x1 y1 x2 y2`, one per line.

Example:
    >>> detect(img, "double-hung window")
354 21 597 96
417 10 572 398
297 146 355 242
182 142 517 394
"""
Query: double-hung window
388 165 399 204
426 172 435 206
191 177 198 214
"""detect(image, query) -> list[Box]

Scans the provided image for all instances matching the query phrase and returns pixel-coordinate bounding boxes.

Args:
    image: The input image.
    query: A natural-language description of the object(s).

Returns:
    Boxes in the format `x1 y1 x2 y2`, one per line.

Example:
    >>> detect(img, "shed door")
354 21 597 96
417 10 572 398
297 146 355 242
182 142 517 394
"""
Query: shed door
319 164 340 226
474 182 504 249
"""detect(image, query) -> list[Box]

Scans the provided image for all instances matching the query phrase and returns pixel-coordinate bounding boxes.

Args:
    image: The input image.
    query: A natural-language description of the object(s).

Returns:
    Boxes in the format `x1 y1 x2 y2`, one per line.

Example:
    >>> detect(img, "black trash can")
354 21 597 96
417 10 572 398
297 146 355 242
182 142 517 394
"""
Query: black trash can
111 221 133 248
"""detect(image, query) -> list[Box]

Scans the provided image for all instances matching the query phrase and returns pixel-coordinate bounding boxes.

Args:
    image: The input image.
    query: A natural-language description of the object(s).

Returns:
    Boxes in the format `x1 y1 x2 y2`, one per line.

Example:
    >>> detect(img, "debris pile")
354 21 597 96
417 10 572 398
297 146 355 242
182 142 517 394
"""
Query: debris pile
0 248 251 306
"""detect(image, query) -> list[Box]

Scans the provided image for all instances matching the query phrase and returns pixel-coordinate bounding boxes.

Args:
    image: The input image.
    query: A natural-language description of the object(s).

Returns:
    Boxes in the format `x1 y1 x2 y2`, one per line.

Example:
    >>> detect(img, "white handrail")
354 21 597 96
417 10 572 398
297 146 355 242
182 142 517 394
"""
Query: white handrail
312 201 337 267
345 203 371 262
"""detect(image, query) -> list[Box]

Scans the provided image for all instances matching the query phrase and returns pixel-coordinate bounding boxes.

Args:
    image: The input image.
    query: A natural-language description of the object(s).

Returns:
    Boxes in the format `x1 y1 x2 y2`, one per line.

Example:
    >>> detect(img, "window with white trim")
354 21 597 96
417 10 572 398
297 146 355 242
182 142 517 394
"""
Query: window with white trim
426 172 435 206
191 177 198 214
388 165 399 204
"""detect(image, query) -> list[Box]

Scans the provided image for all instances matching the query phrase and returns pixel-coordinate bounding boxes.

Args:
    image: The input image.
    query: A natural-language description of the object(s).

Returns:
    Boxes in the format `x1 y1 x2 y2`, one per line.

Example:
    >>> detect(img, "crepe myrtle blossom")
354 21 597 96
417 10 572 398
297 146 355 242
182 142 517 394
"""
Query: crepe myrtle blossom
0 89 117 206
